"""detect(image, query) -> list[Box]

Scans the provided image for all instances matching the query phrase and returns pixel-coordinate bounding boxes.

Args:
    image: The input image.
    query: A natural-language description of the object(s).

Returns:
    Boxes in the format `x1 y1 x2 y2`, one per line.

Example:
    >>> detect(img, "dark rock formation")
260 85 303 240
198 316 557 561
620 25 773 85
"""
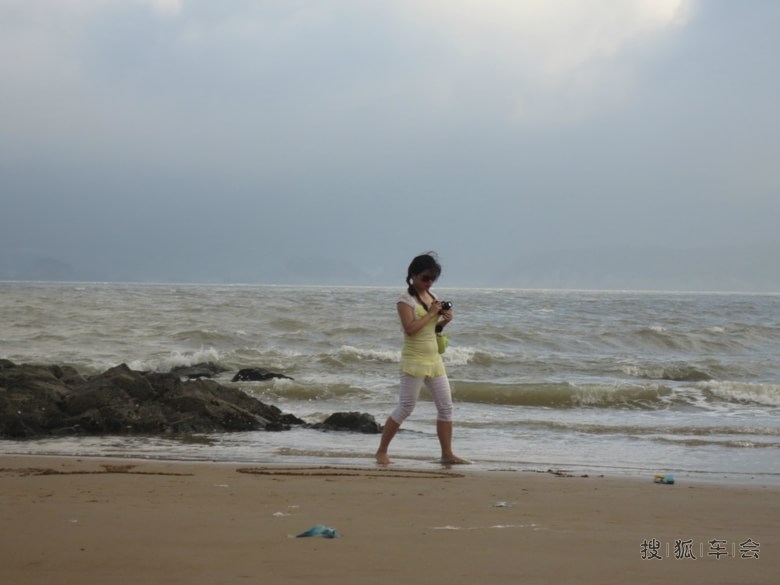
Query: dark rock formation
170 362 229 379
0 361 304 438
232 368 294 382
312 412 382 434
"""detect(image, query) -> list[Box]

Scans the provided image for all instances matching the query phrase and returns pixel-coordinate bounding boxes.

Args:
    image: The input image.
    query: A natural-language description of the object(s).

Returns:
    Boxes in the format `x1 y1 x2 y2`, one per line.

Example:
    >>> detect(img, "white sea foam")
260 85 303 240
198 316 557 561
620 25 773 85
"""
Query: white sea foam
443 345 478 366
336 345 400 362
697 381 780 407
127 347 223 372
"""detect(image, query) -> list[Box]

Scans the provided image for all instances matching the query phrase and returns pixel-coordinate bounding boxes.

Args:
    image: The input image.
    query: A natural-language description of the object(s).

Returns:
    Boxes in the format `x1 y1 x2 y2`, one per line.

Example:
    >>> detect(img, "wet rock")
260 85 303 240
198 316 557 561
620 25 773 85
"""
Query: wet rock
170 362 229 379
232 368 294 382
0 362 303 438
0 363 84 436
312 412 382 434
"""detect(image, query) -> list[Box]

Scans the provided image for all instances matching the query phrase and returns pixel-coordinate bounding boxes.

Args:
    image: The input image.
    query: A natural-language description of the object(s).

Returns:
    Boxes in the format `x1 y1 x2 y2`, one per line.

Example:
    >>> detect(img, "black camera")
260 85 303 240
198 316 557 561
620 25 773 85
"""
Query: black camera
440 300 453 311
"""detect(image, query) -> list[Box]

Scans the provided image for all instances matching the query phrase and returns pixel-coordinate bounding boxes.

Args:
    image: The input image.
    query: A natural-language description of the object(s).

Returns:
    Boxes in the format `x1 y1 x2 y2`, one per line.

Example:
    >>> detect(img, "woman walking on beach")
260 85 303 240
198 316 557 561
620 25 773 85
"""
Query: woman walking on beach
375 252 467 466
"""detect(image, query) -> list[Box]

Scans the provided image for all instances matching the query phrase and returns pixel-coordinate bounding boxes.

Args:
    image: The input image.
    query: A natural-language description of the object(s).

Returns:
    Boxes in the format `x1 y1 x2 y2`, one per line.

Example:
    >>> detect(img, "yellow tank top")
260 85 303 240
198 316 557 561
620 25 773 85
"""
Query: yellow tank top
398 293 446 378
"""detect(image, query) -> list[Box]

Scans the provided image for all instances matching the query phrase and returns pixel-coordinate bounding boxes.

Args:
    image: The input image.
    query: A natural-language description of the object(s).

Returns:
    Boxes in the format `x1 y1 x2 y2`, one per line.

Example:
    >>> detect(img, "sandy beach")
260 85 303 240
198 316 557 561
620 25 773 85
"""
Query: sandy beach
0 455 775 585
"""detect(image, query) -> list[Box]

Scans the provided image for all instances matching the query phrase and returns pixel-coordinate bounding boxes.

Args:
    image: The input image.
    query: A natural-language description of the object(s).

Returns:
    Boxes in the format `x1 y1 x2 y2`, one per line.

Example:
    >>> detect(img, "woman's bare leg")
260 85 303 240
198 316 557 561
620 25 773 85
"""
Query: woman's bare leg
436 419 467 464
376 374 423 465
375 417 401 465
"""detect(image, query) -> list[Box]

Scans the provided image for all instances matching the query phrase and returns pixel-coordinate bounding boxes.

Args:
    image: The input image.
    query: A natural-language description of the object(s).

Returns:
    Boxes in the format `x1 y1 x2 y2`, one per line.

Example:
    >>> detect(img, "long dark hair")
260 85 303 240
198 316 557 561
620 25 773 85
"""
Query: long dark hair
406 252 442 309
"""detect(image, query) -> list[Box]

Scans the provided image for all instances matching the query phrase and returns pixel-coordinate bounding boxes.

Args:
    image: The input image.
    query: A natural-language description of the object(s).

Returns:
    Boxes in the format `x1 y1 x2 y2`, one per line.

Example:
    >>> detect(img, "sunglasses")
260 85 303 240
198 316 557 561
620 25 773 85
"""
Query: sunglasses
419 274 437 283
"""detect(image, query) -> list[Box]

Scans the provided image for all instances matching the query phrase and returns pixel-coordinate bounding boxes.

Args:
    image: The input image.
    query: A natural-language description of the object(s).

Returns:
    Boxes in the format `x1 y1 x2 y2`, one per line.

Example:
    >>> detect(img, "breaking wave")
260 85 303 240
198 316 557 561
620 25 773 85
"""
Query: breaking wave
451 380 780 410
451 381 674 408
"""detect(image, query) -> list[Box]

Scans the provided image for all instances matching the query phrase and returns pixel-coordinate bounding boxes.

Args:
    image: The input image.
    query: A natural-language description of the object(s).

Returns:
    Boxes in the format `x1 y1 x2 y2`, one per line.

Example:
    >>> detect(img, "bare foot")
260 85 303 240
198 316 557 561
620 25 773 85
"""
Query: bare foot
375 452 392 465
440 456 471 465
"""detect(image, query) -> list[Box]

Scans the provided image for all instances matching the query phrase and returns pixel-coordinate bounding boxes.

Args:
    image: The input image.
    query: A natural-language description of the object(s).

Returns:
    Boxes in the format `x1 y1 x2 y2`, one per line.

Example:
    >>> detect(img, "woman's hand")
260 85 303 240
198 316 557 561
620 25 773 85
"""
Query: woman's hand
439 308 453 324
428 299 443 318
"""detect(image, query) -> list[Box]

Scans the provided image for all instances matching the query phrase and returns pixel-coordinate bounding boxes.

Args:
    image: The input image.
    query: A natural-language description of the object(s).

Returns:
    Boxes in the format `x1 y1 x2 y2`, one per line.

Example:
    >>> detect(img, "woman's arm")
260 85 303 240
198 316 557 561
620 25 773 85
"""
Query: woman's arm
436 309 454 331
398 301 442 336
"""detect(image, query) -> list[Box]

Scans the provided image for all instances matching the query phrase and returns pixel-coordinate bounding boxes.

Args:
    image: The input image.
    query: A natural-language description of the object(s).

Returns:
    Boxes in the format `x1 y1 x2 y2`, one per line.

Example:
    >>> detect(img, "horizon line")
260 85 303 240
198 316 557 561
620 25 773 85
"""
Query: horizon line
2 279 778 297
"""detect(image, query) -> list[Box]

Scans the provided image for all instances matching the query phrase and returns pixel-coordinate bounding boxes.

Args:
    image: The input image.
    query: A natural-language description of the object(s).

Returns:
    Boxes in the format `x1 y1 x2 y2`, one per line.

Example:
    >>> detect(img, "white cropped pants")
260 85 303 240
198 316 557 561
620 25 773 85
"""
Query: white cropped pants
390 372 454 423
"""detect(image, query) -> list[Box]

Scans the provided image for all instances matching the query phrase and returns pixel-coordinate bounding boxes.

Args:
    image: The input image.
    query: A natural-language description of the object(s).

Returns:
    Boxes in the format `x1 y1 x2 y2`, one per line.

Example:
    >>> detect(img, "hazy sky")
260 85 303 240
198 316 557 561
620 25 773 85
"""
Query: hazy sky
1 0 779 289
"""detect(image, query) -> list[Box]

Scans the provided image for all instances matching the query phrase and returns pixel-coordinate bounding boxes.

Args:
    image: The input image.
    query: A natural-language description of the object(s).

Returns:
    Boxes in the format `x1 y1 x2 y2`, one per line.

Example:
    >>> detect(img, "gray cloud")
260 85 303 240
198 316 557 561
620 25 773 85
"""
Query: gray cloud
1 0 778 290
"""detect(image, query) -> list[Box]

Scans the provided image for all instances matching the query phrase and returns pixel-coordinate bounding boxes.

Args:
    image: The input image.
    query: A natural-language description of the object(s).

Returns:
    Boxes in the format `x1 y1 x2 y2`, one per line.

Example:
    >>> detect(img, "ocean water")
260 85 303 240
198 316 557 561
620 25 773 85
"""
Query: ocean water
1 282 779 484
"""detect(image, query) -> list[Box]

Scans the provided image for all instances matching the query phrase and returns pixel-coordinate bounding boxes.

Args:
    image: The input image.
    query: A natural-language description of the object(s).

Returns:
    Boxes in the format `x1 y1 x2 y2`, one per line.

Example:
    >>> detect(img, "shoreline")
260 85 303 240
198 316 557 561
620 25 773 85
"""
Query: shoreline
1 454 776 584
2 443 779 488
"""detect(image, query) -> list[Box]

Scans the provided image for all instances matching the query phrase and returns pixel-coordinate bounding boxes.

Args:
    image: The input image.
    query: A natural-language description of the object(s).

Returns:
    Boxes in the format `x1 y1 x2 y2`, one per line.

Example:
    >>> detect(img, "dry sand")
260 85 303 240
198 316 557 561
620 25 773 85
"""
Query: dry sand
0 455 776 584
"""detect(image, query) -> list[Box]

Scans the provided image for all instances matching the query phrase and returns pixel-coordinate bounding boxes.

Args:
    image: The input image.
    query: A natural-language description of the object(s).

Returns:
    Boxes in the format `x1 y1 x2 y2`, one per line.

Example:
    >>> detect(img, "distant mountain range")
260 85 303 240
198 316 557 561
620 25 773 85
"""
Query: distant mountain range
2 244 778 292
